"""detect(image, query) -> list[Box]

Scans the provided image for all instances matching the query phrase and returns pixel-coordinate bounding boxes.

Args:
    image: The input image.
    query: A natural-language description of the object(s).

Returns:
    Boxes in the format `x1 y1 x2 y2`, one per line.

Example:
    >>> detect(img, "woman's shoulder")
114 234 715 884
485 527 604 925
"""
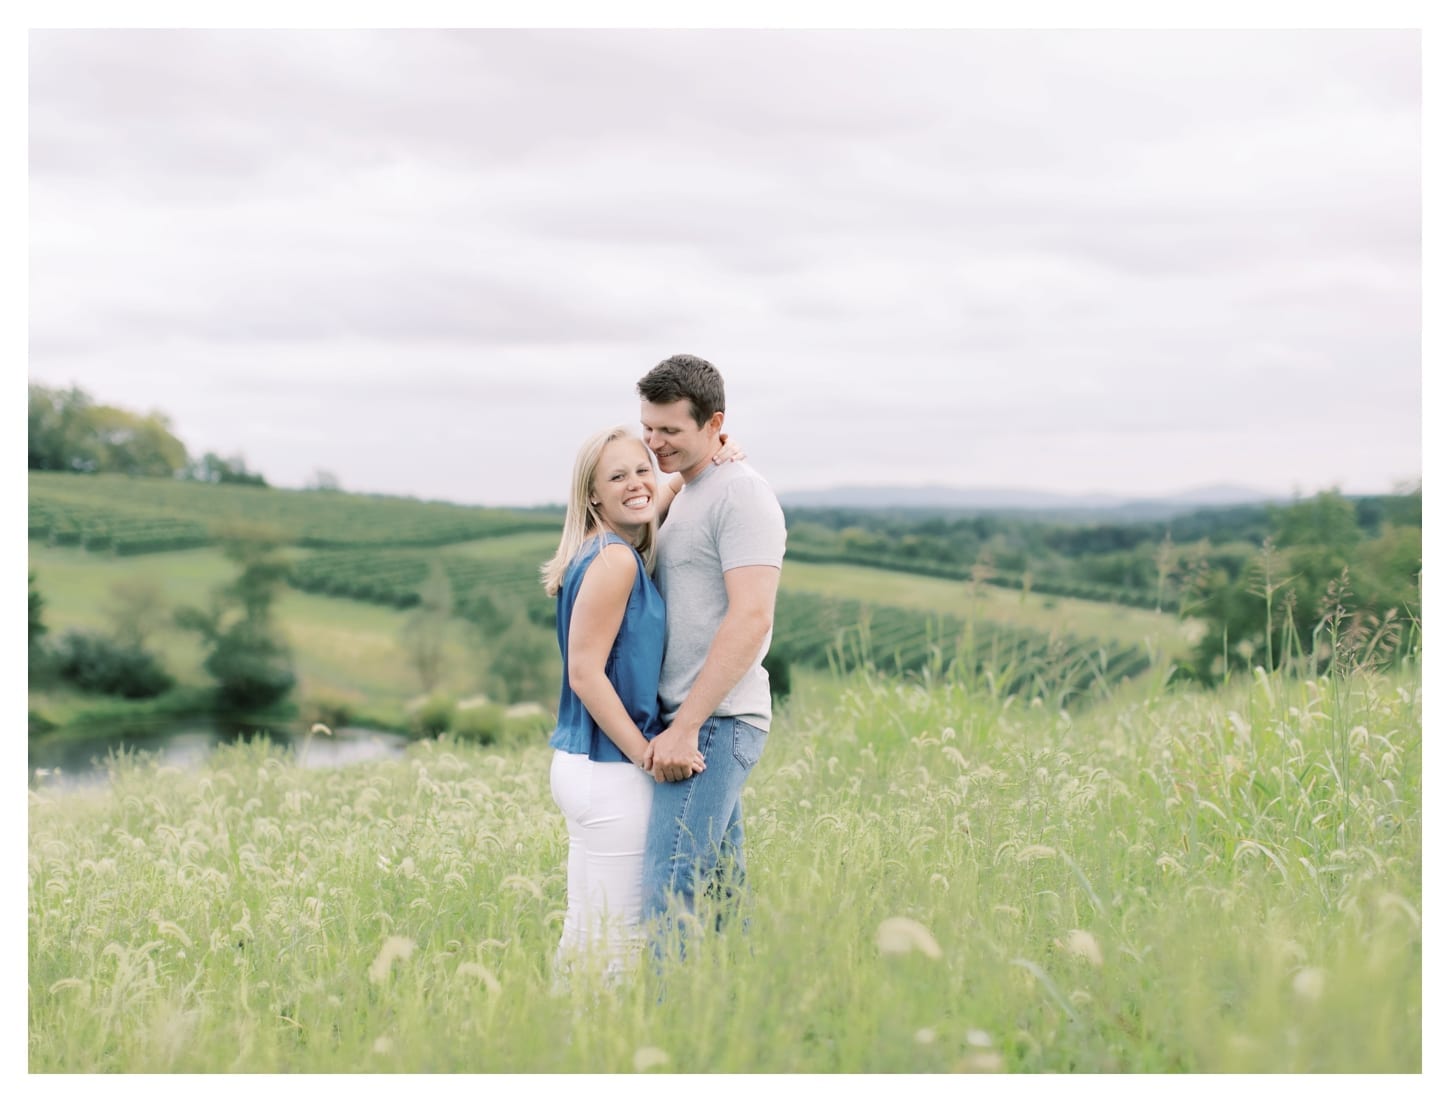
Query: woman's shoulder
576 533 641 579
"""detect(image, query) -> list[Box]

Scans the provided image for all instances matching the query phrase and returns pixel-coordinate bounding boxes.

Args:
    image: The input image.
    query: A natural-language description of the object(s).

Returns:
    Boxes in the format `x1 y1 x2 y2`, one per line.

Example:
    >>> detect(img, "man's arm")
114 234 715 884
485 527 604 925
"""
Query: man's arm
646 564 780 782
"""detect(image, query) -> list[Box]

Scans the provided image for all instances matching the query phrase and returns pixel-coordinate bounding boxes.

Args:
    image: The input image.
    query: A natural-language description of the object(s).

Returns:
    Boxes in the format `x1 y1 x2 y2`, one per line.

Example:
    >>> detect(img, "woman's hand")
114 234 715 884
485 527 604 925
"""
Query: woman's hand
640 741 706 780
713 432 746 465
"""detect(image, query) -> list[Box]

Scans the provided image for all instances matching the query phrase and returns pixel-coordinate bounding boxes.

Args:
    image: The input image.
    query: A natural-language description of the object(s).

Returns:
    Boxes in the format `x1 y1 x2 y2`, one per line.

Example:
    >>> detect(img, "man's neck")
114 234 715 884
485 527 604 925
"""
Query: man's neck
680 436 722 484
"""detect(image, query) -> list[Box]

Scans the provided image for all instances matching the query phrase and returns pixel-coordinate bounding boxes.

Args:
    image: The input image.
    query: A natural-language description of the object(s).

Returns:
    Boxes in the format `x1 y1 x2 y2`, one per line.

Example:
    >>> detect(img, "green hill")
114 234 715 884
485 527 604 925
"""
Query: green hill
29 472 1199 731
28 470 561 552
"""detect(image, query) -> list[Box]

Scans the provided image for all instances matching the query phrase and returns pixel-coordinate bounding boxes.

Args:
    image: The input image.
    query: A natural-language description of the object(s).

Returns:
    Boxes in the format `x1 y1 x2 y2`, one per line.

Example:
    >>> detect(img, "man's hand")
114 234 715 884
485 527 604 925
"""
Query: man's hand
647 722 706 783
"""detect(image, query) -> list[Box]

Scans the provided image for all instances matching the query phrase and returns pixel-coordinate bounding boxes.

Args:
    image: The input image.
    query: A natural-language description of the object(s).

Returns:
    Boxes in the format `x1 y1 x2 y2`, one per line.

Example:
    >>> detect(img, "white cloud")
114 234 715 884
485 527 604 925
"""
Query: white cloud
28 27 1422 505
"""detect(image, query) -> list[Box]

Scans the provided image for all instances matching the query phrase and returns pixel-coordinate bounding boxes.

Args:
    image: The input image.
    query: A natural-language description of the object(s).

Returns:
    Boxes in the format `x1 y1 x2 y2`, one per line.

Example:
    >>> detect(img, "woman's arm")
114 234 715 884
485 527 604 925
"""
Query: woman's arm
654 471 687 522
654 433 745 523
566 544 654 766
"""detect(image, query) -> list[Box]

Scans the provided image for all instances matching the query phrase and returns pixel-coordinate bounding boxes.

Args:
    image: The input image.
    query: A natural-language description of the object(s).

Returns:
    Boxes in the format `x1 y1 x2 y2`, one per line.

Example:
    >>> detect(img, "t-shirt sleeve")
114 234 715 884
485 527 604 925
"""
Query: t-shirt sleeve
716 475 787 572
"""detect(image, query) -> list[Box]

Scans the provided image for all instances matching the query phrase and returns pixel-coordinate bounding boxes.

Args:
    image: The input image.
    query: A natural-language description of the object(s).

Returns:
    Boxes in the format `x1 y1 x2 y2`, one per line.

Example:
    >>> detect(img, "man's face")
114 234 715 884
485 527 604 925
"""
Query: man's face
640 398 722 483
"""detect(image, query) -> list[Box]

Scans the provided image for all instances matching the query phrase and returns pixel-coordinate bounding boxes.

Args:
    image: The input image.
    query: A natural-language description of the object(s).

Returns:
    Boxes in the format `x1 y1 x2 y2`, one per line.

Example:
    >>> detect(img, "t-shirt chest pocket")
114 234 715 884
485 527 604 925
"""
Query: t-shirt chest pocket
659 522 713 569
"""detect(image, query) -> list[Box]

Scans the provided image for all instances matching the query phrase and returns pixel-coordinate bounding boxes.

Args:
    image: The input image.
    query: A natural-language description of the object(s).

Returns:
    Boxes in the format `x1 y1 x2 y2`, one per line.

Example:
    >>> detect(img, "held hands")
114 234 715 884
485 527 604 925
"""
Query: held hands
640 725 706 783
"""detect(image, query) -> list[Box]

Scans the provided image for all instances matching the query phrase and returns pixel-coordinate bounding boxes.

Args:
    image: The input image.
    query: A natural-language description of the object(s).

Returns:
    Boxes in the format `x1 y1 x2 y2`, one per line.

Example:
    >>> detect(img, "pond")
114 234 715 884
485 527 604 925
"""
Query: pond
28 715 409 793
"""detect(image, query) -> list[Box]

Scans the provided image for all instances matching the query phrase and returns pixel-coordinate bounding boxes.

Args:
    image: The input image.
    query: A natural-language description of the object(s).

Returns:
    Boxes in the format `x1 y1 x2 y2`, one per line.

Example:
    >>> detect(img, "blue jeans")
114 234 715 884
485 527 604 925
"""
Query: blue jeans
642 716 768 943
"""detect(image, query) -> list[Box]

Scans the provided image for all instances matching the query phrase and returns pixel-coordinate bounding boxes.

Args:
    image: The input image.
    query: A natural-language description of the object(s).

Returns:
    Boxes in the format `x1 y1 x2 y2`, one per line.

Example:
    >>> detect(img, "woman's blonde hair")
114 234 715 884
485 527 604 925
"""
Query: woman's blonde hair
541 426 658 597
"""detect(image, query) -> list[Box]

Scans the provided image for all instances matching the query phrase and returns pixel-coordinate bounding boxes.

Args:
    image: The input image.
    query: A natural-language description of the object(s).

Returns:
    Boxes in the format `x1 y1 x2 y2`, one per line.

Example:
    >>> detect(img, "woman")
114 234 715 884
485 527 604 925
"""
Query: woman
541 426 735 979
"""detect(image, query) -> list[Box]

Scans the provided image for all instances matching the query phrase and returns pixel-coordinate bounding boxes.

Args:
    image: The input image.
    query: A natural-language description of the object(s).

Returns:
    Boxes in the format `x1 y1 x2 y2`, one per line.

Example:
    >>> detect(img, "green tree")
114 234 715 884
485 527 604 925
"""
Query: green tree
400 560 453 693
89 405 189 476
485 616 558 705
762 650 792 703
1153 532 1177 613
1355 524 1423 618
186 451 269 487
29 570 49 679
28 384 101 472
1186 490 1420 682
103 577 169 651
1272 490 1361 553
462 589 525 638
175 525 295 711
51 630 174 699
28 382 190 476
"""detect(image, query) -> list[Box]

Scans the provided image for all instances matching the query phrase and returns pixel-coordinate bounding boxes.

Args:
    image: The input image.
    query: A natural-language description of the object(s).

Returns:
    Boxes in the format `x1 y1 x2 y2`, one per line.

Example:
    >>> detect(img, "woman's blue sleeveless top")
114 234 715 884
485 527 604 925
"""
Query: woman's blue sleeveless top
548 533 666 763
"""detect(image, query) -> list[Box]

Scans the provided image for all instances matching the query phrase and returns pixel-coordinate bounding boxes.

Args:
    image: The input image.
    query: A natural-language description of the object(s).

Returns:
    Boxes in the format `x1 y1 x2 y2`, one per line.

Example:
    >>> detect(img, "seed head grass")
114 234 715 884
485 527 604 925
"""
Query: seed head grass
29 662 1419 1072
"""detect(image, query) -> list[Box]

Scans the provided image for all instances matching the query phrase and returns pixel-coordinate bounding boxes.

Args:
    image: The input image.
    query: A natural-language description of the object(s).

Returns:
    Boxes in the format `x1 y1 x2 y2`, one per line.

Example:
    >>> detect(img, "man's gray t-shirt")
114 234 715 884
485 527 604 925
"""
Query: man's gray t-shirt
654 460 787 731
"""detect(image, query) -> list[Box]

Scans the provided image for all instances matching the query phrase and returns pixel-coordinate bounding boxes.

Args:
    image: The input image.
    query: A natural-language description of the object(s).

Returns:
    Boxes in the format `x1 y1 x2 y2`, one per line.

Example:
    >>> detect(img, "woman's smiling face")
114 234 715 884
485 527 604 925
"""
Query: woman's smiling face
591 437 658 537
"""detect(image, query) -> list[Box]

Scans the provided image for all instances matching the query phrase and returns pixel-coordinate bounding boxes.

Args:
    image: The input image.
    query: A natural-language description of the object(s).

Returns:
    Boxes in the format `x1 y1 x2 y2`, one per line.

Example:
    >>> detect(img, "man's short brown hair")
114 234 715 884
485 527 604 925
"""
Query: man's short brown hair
636 354 726 428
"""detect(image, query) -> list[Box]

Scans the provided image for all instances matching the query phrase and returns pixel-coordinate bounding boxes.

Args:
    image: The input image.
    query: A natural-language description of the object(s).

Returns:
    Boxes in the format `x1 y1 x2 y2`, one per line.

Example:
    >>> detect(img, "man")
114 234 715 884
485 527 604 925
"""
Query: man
637 354 787 944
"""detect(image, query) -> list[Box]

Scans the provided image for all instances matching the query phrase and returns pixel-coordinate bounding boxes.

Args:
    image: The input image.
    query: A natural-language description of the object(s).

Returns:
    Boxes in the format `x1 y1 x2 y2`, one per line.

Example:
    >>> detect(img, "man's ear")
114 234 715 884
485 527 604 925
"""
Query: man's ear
707 411 725 435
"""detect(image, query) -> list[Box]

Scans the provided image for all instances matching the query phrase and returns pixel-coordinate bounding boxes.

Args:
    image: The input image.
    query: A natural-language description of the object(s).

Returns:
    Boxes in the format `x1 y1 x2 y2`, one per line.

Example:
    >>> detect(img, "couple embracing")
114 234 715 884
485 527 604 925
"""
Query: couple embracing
540 353 786 978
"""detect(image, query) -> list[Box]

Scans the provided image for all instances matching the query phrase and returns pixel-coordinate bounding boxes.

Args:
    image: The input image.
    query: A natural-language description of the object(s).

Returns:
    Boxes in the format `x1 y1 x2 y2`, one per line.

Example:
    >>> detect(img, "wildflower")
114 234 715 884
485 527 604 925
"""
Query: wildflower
155 920 194 949
372 1035 393 1054
633 1047 670 1072
368 936 416 982
456 962 502 994
1063 929 1103 967
1292 967 1327 1001
1016 845 1057 862
957 1051 1005 1073
914 1028 937 1045
876 916 942 959
966 1029 993 1048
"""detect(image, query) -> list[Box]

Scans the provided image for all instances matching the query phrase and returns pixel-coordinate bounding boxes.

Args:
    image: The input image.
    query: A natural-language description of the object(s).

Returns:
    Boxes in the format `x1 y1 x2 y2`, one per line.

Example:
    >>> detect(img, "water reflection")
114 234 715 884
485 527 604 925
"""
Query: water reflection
29 717 409 793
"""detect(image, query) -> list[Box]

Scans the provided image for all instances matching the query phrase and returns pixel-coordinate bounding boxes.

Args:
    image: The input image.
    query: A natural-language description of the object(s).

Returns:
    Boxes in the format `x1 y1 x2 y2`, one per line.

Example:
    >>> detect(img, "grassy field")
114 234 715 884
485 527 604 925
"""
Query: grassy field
442 531 559 560
30 539 1177 724
28 543 496 730
27 659 1420 1073
781 559 1198 654
28 470 557 550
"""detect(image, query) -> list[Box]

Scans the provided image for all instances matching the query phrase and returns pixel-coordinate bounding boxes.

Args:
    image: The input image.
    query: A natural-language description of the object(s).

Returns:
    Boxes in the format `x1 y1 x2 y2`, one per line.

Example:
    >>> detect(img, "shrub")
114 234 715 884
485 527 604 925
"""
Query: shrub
203 627 295 711
763 651 792 703
51 630 174 699
500 704 552 747
484 618 558 705
411 693 455 738
300 692 354 732
452 700 507 744
174 527 296 712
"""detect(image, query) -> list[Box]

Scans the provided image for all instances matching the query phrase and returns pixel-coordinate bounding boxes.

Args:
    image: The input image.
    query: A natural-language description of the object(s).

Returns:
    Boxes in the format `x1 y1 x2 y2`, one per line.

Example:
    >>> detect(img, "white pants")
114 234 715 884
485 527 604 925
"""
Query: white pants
549 749 654 979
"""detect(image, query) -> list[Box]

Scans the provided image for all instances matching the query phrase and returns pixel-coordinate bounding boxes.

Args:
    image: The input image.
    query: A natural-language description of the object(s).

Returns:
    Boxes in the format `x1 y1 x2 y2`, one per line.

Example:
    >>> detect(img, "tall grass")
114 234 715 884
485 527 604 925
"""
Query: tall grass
29 656 1419 1072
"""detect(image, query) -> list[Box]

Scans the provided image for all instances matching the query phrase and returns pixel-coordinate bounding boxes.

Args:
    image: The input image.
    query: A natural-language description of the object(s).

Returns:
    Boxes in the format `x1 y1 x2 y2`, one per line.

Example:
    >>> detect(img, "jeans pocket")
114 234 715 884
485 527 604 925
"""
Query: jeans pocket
731 720 767 771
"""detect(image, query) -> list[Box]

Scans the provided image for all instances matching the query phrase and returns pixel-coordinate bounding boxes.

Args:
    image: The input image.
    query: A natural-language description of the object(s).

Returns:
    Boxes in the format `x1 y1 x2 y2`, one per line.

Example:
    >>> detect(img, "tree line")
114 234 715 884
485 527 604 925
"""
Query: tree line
29 382 269 486
786 487 1421 684
30 383 1419 707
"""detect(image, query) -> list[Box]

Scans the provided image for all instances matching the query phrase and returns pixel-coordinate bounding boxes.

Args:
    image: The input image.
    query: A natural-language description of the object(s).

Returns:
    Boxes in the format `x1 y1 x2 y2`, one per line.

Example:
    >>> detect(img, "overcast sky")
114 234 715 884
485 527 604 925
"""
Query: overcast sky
27 26 1423 507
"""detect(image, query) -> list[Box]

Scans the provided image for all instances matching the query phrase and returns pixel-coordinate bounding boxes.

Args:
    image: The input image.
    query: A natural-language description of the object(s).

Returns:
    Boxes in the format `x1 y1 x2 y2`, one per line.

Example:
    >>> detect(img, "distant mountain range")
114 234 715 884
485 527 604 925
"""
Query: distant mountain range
777 483 1288 519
